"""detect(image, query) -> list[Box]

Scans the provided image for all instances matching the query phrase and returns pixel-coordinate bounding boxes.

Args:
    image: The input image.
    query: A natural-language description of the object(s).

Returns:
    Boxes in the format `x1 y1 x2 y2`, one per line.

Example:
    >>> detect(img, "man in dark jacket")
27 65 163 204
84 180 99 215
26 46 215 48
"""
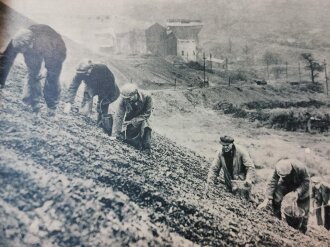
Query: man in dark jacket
207 136 256 196
112 83 152 153
0 24 66 114
258 158 310 233
311 176 330 230
65 59 120 132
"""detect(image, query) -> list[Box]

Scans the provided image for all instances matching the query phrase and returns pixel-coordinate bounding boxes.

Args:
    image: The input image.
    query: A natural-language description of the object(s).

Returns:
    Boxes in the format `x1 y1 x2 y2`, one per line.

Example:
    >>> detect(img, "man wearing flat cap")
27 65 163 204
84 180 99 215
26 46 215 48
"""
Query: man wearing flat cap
311 176 330 230
258 158 310 233
207 135 256 197
65 59 120 133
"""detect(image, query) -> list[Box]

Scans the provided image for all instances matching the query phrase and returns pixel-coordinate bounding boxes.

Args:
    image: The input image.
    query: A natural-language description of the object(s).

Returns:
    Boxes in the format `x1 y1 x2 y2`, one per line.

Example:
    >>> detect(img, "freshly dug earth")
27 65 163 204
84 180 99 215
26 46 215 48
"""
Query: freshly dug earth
1 65 330 246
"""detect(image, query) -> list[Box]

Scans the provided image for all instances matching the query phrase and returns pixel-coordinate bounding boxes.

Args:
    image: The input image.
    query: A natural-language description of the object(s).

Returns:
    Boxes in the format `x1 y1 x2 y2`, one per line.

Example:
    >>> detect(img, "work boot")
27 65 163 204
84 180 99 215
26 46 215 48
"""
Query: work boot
142 128 152 150
32 103 41 113
47 107 56 117
142 148 151 155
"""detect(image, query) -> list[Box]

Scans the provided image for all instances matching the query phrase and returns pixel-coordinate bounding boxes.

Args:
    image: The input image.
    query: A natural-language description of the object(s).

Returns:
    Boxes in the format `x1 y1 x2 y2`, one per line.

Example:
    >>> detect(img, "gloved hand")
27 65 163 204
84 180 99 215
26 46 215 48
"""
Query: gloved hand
257 199 271 210
63 103 72 114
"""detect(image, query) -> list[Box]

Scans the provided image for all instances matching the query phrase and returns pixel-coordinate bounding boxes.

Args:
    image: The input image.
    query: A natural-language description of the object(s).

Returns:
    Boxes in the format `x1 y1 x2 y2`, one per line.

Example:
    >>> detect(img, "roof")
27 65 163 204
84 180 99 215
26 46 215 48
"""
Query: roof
166 19 203 27
206 57 224 64
146 23 166 33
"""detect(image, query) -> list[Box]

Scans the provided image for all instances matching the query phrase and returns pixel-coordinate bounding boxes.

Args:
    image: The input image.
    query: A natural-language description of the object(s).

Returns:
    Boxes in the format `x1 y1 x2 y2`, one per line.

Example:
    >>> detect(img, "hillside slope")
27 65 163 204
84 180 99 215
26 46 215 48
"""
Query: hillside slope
1 63 330 246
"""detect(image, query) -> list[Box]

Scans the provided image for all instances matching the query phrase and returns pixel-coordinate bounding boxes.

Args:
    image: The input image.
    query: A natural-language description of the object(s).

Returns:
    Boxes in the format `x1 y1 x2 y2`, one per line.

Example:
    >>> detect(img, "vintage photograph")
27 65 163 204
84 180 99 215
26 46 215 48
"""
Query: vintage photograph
0 0 329 246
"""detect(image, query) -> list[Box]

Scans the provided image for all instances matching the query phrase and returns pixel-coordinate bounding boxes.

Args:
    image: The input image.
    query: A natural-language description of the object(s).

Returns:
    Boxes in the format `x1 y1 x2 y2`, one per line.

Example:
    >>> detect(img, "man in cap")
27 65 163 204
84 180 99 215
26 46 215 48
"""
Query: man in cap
207 135 256 198
0 24 66 114
311 176 330 230
112 83 152 154
258 158 310 233
65 59 120 133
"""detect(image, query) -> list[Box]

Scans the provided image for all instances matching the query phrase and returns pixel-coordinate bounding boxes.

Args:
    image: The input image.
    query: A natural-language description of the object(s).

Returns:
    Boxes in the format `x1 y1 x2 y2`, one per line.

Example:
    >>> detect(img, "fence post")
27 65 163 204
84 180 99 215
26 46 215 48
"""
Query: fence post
203 52 206 87
324 59 329 96
298 62 301 83
210 53 212 72
225 57 229 86
285 61 288 83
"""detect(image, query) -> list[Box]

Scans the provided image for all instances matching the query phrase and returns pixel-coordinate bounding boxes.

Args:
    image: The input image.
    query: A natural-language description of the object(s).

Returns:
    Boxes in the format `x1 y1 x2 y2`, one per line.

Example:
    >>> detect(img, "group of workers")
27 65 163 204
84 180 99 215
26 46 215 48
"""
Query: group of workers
0 24 153 153
206 135 330 233
1 24 329 234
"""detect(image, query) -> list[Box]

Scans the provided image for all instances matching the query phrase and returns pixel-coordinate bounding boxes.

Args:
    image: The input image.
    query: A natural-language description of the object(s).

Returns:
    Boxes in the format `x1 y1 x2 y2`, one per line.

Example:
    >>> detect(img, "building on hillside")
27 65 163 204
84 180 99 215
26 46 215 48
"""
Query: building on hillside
166 19 203 62
145 23 167 56
145 19 203 61
206 57 225 69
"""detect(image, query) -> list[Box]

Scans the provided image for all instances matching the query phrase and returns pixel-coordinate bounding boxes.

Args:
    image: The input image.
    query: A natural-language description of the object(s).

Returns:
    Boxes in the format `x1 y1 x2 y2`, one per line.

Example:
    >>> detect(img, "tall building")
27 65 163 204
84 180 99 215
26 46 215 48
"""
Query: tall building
145 19 203 61
166 19 203 61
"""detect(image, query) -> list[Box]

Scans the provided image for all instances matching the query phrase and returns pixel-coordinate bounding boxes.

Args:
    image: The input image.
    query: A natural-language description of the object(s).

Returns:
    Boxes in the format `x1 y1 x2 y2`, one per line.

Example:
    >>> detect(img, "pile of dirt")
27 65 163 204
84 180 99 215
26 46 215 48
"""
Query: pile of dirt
1 64 330 246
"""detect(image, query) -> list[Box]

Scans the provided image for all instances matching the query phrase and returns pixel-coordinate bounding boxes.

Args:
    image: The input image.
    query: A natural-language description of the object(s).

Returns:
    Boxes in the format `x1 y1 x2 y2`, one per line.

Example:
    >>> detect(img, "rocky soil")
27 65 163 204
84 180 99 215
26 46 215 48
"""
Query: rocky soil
1 65 330 247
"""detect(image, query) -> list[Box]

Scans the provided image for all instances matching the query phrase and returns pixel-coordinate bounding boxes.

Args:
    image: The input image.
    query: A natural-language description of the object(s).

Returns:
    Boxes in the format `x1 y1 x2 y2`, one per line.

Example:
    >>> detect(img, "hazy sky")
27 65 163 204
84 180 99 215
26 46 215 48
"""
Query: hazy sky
2 0 187 16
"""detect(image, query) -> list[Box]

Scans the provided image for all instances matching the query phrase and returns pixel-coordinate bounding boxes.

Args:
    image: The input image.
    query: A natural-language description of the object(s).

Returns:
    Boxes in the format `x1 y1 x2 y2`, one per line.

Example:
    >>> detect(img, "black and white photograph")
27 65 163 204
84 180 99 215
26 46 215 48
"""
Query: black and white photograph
0 0 329 246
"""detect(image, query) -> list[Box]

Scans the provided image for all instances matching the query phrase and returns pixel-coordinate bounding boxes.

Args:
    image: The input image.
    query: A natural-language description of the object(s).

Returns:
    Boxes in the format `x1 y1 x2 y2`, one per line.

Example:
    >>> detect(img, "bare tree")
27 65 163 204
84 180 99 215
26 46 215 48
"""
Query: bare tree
262 51 282 79
301 53 324 84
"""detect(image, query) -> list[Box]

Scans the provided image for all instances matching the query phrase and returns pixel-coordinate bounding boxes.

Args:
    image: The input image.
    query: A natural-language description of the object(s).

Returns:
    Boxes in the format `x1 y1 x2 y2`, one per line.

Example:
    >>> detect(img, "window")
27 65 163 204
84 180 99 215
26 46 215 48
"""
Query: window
182 50 184 56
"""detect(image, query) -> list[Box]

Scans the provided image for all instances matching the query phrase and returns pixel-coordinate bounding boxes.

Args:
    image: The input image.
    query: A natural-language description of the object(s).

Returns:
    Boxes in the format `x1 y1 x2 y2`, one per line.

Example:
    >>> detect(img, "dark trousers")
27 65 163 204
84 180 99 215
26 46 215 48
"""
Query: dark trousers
96 97 110 123
0 41 64 110
125 124 152 150
316 203 330 230
142 127 152 150
0 42 17 87
23 52 63 110
272 183 310 233
325 205 330 230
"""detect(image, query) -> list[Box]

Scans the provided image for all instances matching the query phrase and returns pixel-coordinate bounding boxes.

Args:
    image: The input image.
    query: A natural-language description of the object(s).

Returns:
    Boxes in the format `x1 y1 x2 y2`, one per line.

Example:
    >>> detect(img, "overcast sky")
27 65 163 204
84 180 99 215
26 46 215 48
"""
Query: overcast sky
2 0 187 16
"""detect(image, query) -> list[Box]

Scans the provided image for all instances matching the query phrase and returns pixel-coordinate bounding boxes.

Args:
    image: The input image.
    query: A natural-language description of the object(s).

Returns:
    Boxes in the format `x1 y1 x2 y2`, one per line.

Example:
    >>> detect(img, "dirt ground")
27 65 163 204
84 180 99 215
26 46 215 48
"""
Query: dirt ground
1 65 330 246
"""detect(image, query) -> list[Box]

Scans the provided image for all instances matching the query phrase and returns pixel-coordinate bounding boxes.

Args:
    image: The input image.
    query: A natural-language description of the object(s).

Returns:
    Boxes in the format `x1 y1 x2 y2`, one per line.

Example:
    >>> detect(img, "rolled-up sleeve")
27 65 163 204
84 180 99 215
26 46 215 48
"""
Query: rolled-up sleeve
207 151 222 185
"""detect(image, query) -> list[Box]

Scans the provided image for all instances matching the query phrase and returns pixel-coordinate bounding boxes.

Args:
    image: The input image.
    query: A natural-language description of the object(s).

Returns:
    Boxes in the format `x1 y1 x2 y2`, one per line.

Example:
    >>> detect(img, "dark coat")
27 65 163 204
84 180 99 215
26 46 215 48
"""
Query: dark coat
0 24 66 87
207 144 256 190
27 24 67 62
266 159 310 200
312 183 330 205
67 63 120 104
